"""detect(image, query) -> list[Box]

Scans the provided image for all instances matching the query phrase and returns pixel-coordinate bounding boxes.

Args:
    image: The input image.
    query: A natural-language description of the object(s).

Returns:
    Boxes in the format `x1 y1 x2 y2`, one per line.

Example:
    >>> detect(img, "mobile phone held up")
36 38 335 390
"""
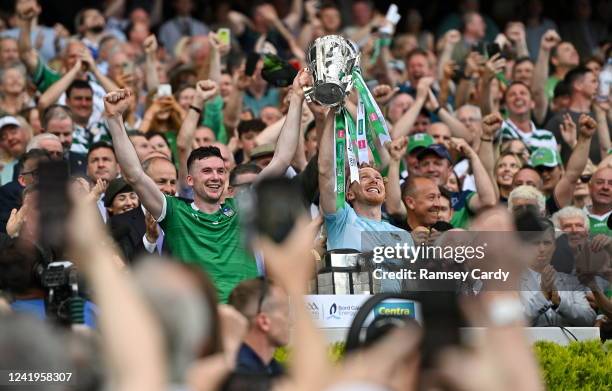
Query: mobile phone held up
157 84 172 98
217 28 231 46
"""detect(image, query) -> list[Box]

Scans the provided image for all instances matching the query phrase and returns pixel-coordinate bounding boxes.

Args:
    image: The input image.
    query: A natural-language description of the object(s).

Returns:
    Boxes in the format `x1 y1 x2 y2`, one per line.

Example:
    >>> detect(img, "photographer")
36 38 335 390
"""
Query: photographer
0 238 96 328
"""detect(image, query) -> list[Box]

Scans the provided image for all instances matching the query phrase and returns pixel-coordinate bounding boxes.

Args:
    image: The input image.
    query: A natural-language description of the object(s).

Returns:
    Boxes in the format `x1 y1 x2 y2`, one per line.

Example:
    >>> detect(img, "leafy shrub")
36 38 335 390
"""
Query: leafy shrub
534 340 612 390
276 340 612 389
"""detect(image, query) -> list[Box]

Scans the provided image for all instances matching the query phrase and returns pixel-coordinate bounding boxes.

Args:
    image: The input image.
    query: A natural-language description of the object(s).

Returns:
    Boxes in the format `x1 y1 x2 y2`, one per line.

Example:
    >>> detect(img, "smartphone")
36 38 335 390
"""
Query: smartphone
486 42 501 58
471 42 485 55
217 28 231 46
38 160 71 251
238 176 306 245
157 84 172 98
245 53 261 77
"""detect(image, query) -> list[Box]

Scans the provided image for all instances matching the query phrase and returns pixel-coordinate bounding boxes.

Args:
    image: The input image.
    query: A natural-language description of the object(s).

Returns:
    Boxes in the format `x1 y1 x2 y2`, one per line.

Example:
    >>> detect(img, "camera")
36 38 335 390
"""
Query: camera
36 260 81 326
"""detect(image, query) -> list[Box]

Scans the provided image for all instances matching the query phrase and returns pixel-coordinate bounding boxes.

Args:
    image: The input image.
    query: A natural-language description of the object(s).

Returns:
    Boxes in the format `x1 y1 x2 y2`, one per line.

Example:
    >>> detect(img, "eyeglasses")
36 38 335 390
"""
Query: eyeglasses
255 276 269 315
20 169 38 178
579 175 592 183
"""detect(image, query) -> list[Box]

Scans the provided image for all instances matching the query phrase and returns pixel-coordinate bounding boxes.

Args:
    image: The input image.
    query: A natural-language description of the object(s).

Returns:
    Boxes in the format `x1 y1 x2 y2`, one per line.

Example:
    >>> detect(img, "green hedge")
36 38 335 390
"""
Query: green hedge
276 340 612 390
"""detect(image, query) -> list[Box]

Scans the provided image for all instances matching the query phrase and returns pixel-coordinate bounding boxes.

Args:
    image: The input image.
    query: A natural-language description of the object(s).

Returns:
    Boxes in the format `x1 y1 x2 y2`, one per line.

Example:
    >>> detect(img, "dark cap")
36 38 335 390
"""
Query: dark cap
104 177 133 207
417 144 452 163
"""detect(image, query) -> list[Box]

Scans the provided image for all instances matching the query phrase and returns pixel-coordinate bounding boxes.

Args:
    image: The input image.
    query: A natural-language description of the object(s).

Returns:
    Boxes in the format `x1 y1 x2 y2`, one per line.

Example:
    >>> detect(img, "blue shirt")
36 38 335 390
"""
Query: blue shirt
236 343 284 376
243 88 280 118
11 298 98 328
325 204 413 292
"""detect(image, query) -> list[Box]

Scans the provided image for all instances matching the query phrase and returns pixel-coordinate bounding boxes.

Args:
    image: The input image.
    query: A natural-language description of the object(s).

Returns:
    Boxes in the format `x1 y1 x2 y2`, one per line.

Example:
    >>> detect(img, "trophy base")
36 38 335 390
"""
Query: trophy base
314 83 346 106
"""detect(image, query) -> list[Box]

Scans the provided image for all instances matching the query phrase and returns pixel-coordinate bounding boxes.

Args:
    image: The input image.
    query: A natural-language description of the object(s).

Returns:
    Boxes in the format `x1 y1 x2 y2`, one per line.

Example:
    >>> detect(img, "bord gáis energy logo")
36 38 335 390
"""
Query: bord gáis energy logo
327 303 341 320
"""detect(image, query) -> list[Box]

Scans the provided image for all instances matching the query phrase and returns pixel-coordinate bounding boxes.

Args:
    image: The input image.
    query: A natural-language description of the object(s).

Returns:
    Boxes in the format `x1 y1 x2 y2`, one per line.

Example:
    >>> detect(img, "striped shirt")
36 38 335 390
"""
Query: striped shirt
498 119 558 152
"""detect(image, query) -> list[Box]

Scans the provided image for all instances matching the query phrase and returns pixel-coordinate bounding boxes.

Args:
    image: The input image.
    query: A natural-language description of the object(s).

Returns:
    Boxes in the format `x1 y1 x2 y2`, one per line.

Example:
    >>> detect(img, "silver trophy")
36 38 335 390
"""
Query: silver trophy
304 35 360 107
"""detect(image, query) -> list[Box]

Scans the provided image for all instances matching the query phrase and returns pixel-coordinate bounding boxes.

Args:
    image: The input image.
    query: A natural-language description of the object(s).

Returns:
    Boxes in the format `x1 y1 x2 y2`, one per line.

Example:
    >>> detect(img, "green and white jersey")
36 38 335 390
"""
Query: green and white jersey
584 207 611 236
158 196 258 302
499 119 558 152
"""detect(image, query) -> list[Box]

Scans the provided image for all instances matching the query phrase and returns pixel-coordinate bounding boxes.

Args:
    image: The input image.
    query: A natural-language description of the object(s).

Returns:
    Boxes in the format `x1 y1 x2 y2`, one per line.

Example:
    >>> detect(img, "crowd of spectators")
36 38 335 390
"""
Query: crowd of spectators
0 0 611 390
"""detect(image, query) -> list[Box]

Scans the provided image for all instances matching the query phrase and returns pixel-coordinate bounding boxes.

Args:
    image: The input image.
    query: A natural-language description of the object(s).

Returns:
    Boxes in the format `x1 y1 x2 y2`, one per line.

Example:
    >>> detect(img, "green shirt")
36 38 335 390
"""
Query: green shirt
32 57 61 93
201 95 228 144
545 76 560 102
586 208 611 236
450 191 475 229
158 196 258 302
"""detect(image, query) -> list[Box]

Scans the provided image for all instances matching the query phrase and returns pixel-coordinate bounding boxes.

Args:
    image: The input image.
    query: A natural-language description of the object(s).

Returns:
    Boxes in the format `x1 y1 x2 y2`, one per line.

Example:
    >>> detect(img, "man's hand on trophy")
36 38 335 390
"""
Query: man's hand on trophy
293 68 313 100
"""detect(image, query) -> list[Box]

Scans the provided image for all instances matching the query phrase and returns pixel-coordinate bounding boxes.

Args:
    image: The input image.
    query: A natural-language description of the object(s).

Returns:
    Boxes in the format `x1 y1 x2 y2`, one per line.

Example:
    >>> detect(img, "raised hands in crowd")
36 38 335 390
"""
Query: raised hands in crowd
0 1 611 391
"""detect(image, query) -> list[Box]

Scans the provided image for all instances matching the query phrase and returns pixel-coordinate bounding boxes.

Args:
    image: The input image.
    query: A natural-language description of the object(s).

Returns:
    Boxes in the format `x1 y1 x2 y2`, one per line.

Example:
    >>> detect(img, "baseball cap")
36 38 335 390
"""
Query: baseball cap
0 116 21 131
529 148 562 168
250 143 275 160
104 178 133 207
417 143 452 162
407 133 434 154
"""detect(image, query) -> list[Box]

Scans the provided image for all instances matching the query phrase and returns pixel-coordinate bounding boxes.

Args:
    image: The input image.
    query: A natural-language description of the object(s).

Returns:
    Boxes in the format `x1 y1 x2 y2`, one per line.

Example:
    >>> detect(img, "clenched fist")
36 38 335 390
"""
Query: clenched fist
104 89 132 117
193 80 219 107
143 35 158 55
578 114 597 139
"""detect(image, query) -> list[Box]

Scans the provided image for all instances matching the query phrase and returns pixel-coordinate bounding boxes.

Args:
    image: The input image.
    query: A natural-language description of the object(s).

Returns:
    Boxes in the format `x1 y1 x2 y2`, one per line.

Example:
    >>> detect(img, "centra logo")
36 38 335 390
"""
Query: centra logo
373 302 415 318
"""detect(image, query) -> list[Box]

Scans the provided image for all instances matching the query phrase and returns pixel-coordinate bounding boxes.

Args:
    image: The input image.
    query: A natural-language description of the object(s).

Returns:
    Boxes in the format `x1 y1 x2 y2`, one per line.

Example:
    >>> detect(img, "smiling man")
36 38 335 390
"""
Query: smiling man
499 82 558 152
103 73 309 301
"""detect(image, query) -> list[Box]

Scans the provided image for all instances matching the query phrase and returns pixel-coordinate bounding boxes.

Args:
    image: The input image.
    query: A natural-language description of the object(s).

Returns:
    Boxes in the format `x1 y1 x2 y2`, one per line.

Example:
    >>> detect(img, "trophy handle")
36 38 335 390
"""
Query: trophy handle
303 86 314 103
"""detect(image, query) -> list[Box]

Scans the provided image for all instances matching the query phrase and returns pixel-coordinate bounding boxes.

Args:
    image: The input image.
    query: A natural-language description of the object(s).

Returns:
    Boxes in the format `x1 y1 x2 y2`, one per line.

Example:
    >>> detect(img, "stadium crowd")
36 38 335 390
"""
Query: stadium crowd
0 0 611 390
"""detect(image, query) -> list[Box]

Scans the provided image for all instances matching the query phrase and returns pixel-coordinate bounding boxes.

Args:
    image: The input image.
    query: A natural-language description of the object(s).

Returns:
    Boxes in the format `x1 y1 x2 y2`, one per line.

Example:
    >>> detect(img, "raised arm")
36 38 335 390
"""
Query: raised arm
451 137 497 212
15 4 39 73
384 137 408 217
223 70 247 131
143 35 160 93
533 30 560 125
207 32 230 85
80 48 118 92
437 30 461 81
283 0 304 31
593 102 611 160
177 81 219 188
479 54 505 116
506 22 529 59
37 60 81 111
554 114 596 207
426 89 474 144
68 199 166 391
390 76 431 139
479 113 504 199
259 69 312 180
104 89 165 219
318 108 337 214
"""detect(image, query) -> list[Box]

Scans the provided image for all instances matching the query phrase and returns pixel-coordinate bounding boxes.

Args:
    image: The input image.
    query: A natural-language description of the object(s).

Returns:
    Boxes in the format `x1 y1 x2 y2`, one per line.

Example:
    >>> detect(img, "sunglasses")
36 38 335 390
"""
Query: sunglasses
579 175 592 183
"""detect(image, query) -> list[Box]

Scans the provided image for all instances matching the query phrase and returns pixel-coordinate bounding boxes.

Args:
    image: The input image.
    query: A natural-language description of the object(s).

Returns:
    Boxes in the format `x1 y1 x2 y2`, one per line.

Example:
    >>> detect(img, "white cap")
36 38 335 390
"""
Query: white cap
0 116 21 130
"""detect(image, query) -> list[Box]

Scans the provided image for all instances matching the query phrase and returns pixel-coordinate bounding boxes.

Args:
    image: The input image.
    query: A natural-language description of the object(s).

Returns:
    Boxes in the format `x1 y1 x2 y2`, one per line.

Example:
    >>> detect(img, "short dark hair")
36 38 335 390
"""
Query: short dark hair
228 277 274 317
405 48 428 63
229 164 262 186
563 66 592 93
41 104 73 129
126 130 146 138
237 119 266 137
66 80 93 99
144 130 169 145
87 141 115 160
187 146 224 172
0 239 43 294
513 56 533 72
304 121 316 140
504 81 533 100
439 186 452 203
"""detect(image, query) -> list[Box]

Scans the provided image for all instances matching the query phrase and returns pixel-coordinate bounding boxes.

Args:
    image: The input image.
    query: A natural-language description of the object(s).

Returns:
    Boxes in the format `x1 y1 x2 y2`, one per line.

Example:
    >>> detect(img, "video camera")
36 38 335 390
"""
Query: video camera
33 260 83 327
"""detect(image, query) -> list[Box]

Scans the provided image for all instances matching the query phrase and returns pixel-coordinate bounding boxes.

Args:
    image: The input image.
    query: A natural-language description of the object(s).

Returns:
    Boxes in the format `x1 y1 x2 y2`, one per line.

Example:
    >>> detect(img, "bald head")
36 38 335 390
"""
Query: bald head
143 156 178 195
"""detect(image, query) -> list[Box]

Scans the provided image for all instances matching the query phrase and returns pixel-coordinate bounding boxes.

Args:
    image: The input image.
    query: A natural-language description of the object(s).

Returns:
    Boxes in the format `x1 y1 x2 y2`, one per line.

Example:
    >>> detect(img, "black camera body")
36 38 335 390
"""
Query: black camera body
39 261 79 326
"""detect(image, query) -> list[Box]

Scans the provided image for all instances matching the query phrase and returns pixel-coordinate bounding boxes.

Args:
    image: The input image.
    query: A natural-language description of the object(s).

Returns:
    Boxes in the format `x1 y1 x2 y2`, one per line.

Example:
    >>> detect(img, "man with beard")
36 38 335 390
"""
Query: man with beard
103 71 309 302
75 8 125 56
319 113 413 292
